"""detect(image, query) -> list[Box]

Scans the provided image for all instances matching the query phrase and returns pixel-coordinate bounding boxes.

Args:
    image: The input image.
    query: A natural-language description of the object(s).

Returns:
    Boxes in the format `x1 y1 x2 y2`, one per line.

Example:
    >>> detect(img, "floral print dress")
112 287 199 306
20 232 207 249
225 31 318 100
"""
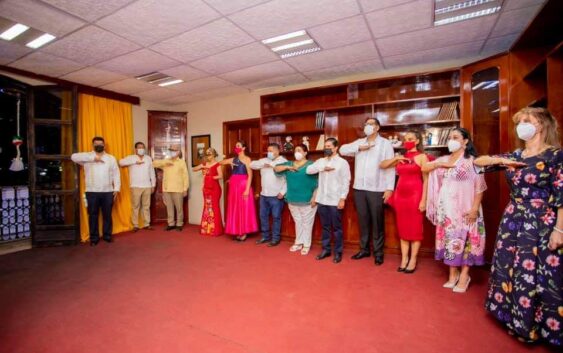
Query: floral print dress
485 147 562 346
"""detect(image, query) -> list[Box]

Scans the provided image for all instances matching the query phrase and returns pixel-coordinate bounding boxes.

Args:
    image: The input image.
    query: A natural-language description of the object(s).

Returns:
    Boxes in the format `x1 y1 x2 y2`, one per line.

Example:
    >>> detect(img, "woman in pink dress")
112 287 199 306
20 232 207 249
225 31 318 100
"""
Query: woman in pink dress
221 140 258 241
422 128 487 293
381 130 429 273
193 148 223 236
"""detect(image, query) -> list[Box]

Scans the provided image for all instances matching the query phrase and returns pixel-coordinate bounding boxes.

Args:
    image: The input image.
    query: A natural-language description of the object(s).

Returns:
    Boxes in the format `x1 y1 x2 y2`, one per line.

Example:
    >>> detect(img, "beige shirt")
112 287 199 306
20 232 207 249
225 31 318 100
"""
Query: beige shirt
153 158 189 193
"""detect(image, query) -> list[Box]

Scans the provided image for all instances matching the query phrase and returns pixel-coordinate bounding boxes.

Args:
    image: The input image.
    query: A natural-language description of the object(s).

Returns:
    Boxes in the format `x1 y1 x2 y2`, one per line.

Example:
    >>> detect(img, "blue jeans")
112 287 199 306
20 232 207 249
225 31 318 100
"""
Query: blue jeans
317 204 343 254
259 195 284 242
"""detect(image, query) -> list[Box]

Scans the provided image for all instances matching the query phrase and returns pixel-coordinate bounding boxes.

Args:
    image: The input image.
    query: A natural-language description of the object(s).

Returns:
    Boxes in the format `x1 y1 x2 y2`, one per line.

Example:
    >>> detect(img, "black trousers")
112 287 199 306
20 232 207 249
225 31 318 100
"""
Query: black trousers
354 189 385 256
86 192 114 242
318 204 343 254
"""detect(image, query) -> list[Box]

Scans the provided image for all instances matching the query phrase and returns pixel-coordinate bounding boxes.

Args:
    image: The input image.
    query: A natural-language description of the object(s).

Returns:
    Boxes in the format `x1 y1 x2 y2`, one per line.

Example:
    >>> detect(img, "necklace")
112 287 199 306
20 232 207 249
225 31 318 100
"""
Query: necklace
522 145 550 158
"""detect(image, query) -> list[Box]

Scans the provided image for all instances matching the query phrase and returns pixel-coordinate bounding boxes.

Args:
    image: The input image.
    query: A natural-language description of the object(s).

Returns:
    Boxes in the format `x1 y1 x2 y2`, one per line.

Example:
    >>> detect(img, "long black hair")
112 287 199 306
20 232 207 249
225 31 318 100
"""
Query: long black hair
453 127 478 158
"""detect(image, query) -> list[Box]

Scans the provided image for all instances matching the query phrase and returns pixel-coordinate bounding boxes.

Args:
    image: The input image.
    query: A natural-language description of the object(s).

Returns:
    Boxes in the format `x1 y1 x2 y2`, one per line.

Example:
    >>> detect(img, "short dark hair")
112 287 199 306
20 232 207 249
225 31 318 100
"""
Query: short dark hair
325 137 338 147
134 141 145 148
365 116 381 127
92 136 104 144
268 143 280 150
295 143 309 153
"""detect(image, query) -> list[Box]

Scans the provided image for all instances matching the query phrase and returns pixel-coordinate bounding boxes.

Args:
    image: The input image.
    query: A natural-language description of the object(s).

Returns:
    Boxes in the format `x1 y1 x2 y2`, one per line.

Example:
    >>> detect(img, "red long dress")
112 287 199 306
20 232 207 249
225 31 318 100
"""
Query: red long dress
388 151 425 241
200 163 223 236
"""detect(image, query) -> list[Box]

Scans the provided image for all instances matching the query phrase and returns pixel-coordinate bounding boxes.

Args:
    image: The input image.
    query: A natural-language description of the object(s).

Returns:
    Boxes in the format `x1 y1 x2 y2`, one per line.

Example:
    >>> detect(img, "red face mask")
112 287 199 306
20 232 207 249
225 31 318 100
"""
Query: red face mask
403 141 416 150
234 147 242 154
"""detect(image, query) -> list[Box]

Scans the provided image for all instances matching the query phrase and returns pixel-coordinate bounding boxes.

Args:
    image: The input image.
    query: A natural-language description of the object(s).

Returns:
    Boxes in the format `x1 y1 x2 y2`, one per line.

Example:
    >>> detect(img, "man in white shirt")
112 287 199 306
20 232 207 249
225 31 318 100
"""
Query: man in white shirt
251 143 287 247
340 117 395 265
306 138 351 264
119 142 156 232
71 136 120 246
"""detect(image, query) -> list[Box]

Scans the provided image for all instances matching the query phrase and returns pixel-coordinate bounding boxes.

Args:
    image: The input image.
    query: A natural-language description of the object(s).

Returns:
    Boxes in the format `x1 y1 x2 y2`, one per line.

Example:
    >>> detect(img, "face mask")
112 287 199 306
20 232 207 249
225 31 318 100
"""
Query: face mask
294 152 304 161
447 140 462 153
234 147 242 154
94 145 104 153
364 125 375 136
403 141 416 150
169 151 178 158
324 148 333 157
137 149 145 156
516 123 537 141
267 151 275 160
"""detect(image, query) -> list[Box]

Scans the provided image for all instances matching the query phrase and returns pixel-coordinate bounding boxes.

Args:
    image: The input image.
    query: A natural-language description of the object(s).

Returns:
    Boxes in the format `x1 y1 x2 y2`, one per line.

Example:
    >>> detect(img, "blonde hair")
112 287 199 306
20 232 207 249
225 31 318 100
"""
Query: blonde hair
206 147 218 157
512 107 561 148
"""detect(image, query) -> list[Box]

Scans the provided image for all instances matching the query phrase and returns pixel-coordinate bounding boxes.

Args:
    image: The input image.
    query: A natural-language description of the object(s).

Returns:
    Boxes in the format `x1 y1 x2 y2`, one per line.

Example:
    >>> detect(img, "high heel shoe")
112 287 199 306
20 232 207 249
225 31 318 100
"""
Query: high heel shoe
404 267 417 274
453 277 471 293
443 274 460 289
397 267 406 272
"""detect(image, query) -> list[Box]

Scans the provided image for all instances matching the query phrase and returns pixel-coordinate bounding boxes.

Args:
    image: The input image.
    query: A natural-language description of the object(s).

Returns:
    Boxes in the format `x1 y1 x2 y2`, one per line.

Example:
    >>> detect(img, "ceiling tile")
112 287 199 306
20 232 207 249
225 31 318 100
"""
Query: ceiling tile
137 87 183 102
384 41 483 68
481 34 519 56
219 61 296 85
376 15 497 57
304 59 384 81
42 26 141 65
0 41 33 65
60 67 127 87
285 41 379 72
151 18 254 63
204 0 270 15
190 42 278 75
244 73 309 90
192 85 250 100
38 0 135 22
365 0 432 38
160 65 209 82
503 0 547 11
168 77 232 95
0 0 85 37
99 78 155 94
158 94 199 106
229 0 361 40
8 52 84 77
359 0 416 13
491 5 543 37
309 15 372 50
95 49 181 76
97 0 221 46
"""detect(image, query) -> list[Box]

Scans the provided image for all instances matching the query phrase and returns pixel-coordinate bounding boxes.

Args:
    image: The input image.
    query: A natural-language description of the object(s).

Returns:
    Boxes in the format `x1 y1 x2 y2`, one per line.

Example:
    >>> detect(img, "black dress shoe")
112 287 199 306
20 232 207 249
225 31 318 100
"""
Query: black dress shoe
404 267 416 274
351 251 370 260
316 251 331 260
333 253 342 263
90 240 99 246
176 226 183 231
397 267 406 272
255 238 270 245
165 225 175 231
143 226 154 230
133 227 139 232
374 255 384 265
267 240 281 247
103 237 113 243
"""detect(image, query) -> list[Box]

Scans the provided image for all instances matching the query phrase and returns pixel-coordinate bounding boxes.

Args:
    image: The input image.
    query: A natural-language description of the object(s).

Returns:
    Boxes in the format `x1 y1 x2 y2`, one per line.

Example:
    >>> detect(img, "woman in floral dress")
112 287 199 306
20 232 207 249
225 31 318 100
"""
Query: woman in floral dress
422 128 487 293
475 107 562 346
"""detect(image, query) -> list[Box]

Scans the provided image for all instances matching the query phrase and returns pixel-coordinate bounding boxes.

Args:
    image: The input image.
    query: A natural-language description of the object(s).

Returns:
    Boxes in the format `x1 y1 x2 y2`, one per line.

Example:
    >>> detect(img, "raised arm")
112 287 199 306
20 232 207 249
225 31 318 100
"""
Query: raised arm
339 140 360 157
118 155 136 167
219 158 233 166
474 154 526 168
71 152 94 165
250 159 266 170
306 159 322 175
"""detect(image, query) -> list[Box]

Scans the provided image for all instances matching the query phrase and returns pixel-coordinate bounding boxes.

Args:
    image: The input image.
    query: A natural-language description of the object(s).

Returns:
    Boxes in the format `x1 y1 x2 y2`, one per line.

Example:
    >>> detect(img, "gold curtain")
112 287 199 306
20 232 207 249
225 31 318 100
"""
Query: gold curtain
77 94 133 242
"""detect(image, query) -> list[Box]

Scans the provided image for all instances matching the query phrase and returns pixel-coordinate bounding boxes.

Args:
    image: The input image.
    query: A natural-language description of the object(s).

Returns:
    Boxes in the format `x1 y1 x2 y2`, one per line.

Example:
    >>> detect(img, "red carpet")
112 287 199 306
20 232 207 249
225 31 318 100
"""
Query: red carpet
0 226 554 353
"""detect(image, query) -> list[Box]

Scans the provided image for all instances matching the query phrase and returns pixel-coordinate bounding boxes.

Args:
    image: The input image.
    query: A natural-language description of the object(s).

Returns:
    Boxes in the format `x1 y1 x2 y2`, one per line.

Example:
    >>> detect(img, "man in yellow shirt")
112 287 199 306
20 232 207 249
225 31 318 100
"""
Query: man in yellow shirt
153 146 189 231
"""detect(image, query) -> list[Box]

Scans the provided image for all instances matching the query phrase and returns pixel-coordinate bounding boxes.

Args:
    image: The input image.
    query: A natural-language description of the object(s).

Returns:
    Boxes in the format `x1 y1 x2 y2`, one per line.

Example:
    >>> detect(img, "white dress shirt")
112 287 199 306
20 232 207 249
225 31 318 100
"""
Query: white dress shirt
250 156 287 197
306 154 351 206
339 134 396 192
71 152 120 192
119 155 156 188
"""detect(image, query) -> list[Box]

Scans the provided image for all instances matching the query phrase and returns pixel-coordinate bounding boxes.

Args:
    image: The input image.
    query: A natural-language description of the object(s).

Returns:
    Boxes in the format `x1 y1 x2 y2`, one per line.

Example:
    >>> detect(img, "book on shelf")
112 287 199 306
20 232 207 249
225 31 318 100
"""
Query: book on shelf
315 134 325 151
435 101 459 121
315 111 325 129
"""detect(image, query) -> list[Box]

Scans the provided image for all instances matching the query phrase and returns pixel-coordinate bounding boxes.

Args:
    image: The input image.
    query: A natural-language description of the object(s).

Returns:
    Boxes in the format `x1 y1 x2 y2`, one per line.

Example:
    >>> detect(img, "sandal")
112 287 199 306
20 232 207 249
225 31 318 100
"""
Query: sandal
290 244 303 252
301 247 310 255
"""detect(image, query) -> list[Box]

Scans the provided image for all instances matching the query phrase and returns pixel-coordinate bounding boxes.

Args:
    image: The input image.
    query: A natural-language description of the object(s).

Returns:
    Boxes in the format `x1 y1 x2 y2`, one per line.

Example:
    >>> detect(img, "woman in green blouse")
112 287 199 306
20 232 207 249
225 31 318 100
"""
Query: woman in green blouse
275 144 318 255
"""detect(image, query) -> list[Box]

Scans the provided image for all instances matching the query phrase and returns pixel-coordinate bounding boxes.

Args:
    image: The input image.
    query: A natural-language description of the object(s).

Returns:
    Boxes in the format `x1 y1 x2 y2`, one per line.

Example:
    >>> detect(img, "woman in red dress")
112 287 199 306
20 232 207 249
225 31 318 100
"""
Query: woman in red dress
381 130 429 273
193 148 223 236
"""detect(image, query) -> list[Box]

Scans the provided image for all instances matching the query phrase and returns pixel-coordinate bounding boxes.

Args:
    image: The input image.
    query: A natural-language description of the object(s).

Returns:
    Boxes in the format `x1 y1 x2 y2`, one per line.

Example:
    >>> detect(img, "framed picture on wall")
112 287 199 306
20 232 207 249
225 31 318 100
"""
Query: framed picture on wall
191 134 211 167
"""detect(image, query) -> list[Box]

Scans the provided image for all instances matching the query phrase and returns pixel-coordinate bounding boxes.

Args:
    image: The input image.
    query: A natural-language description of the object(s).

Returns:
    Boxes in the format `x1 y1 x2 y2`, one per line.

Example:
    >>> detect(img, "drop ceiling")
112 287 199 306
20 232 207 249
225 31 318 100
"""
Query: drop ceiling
0 0 547 105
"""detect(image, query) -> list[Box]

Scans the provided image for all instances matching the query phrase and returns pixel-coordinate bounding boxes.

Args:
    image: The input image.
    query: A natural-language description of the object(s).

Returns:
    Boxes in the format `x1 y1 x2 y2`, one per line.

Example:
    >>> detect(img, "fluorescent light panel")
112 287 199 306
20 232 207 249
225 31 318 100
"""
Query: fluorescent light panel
262 30 306 44
435 0 496 15
272 39 314 52
434 0 502 26
158 79 183 87
0 23 29 40
263 29 321 59
280 47 321 59
26 33 56 48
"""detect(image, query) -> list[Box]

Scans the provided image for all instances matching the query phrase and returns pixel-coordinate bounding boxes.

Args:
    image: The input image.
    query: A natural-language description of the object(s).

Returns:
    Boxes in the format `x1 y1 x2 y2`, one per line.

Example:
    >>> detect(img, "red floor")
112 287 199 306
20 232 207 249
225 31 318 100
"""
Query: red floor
0 226 555 353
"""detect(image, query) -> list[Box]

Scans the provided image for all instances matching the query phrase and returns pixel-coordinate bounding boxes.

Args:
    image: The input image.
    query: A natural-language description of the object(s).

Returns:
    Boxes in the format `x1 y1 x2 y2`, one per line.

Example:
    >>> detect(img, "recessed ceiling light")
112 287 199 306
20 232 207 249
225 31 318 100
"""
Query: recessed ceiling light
158 79 183 87
262 30 321 59
262 30 306 44
272 39 314 52
26 33 56 48
435 0 497 15
280 47 321 59
434 0 502 26
0 23 29 41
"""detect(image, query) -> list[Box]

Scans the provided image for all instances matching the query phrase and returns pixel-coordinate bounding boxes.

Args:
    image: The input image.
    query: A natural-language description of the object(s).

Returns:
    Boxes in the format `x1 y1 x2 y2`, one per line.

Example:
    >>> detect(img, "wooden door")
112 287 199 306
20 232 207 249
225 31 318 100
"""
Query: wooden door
147 110 188 224
461 54 510 262
222 118 261 220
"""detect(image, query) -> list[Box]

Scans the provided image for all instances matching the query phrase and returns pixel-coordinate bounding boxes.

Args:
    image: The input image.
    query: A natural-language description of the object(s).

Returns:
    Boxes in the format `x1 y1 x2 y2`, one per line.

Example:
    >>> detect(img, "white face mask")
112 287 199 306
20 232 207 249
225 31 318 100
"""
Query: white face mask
447 139 462 153
137 149 145 156
516 122 537 141
267 151 275 160
294 152 304 161
364 125 375 136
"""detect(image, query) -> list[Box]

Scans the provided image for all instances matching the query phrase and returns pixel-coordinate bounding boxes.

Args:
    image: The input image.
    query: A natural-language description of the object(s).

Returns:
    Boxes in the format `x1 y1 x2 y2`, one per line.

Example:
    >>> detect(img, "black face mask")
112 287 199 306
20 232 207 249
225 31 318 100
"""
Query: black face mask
94 145 105 153
323 148 333 157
